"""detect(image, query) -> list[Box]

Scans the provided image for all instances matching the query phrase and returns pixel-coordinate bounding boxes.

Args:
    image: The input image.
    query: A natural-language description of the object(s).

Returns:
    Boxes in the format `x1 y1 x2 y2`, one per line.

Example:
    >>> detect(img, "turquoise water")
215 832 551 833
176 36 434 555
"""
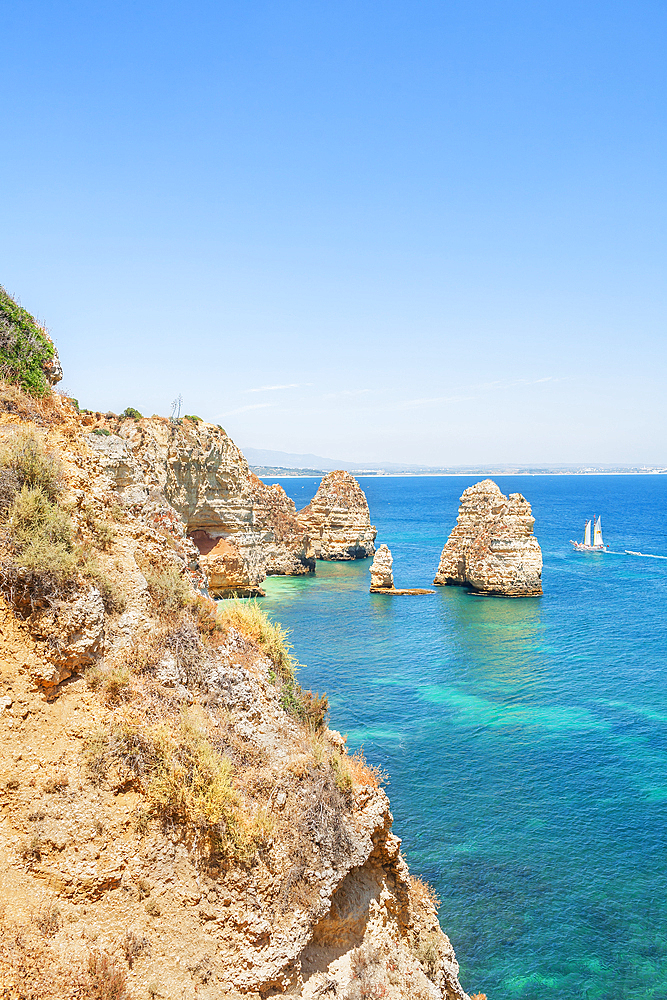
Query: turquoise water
260 476 667 1000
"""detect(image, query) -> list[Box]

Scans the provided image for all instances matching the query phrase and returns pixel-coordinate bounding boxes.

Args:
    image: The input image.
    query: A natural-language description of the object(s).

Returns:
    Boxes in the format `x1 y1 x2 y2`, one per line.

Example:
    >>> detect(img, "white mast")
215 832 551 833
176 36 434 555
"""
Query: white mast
584 520 592 546
593 516 604 548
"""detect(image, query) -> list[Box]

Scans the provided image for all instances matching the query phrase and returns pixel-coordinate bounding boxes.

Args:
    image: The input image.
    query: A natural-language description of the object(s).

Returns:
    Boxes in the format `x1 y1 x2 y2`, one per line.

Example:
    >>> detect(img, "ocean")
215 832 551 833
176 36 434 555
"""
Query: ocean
260 475 667 1000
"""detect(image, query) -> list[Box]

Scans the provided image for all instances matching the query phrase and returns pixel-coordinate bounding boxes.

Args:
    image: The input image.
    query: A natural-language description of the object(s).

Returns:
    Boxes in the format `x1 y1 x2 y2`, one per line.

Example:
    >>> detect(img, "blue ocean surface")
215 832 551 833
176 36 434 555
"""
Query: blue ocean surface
259 475 667 1000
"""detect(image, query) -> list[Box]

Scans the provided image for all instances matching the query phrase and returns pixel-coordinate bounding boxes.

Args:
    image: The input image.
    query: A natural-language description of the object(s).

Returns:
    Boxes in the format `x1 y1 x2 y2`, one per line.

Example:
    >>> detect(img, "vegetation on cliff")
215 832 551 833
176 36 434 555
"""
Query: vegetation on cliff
0 286 56 397
0 345 471 997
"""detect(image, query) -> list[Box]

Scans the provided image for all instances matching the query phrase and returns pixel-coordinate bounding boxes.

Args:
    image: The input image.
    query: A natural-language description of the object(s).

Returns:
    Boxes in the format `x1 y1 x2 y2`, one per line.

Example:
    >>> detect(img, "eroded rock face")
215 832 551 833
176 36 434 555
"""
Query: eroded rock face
297 471 377 560
369 544 393 590
86 420 314 591
434 478 543 596
199 537 265 598
31 587 105 687
249 475 315 576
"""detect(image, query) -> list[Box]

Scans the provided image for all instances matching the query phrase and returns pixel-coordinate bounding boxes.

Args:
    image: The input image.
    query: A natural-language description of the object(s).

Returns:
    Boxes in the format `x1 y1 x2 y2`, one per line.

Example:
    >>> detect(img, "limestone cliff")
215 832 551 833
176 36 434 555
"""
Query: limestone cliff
297 471 377 560
434 478 543 597
85 415 314 595
0 383 473 999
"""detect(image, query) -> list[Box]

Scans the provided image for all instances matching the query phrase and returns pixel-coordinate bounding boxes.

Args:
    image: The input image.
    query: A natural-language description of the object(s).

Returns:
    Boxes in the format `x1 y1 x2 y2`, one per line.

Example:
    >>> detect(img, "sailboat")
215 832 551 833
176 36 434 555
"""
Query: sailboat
571 515 608 552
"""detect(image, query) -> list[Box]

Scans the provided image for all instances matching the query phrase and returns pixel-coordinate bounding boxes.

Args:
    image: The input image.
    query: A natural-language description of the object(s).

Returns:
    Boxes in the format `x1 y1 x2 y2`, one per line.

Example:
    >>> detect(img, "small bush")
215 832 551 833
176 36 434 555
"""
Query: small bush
145 564 192 611
0 429 62 500
34 904 60 938
120 407 142 420
0 285 55 397
92 427 111 436
184 414 202 422
86 951 129 999
86 712 268 857
80 557 127 613
122 929 151 967
415 931 442 977
2 486 78 589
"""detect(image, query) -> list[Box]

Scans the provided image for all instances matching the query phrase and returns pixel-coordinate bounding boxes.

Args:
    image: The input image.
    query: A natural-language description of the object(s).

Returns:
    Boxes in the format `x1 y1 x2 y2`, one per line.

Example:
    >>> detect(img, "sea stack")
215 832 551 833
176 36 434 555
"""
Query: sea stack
297 470 377 559
434 479 543 597
370 544 394 590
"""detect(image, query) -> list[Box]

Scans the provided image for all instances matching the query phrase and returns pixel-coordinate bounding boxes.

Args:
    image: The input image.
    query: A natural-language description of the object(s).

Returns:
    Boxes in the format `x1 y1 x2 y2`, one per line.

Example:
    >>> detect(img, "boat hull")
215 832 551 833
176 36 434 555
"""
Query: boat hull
571 541 608 552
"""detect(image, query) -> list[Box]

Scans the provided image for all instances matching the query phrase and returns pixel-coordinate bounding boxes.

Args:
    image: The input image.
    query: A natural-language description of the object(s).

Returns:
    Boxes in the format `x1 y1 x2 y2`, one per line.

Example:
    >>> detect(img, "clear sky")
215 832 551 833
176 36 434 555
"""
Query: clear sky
2 0 666 465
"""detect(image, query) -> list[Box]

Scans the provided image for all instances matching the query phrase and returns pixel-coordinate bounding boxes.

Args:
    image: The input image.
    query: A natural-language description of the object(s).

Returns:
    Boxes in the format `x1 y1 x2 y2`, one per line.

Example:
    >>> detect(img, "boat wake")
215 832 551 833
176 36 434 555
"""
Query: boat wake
624 550 667 560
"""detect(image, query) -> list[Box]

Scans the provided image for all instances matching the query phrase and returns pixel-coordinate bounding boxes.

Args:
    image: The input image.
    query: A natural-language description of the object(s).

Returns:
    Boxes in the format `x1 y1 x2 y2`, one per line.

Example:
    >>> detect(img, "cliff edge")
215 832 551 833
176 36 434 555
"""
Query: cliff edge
0 382 472 998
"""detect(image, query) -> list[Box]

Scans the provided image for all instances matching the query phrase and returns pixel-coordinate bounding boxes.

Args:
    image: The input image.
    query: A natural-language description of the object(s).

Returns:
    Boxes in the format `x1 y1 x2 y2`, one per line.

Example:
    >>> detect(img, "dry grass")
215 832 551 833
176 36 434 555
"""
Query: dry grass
0 428 63 499
409 875 441 911
85 708 272 858
144 564 193 611
0 912 131 999
0 380 66 426
218 599 329 729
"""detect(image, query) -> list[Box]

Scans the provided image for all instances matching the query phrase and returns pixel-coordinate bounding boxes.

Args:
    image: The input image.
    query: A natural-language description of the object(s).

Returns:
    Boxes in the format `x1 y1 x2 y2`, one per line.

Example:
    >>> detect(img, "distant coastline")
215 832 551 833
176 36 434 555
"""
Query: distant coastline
252 466 667 479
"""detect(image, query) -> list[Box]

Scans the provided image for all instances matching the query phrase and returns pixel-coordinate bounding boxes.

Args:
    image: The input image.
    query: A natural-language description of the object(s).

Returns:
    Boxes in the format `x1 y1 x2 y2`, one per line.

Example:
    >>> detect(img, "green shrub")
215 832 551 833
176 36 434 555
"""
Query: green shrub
120 407 142 420
80 556 127 613
0 429 62 500
184 414 202 422
144 564 192 611
0 286 55 397
92 427 111 437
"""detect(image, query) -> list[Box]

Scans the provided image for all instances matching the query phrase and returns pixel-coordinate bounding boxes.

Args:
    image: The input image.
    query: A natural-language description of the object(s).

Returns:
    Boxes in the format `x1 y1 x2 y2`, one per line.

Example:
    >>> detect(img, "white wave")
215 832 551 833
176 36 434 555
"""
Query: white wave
624 550 667 560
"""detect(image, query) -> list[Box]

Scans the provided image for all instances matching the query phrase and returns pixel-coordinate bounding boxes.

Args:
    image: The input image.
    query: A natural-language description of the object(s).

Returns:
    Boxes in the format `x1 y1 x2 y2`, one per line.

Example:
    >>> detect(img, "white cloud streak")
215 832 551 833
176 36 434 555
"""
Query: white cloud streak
244 383 307 393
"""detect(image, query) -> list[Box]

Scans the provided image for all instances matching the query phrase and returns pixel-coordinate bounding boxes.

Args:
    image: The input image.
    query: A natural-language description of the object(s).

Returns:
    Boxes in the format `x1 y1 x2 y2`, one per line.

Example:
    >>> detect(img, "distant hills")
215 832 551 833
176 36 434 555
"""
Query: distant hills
242 447 667 477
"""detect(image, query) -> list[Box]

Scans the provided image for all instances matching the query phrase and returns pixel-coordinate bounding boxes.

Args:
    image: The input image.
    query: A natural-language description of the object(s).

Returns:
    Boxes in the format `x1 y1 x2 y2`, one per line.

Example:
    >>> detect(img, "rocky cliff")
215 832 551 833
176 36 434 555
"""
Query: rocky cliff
0 382 474 1000
85 414 314 596
297 471 377 560
434 479 543 597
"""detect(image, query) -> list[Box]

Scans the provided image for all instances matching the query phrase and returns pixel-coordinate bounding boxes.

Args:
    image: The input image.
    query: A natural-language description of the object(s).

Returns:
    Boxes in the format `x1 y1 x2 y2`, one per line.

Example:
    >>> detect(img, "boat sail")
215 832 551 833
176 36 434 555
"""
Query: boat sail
571 515 608 552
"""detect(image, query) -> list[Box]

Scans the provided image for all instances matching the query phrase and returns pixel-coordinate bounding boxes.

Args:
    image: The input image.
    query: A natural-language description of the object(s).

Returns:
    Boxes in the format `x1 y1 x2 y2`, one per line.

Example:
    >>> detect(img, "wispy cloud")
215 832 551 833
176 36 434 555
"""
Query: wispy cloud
244 383 308 393
218 403 274 417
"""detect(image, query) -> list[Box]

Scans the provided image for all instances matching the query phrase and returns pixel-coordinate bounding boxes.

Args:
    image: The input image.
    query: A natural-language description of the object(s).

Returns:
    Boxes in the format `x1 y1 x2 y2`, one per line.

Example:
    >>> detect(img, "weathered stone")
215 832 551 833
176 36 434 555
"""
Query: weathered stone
369 544 394 590
200 538 264 598
297 470 377 560
87 419 313 590
32 587 105 687
434 479 543 596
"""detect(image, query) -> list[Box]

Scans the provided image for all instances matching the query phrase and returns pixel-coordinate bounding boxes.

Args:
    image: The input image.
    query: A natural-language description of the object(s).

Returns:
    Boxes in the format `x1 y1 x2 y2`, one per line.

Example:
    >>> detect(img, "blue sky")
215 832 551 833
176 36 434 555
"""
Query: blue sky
2 0 666 464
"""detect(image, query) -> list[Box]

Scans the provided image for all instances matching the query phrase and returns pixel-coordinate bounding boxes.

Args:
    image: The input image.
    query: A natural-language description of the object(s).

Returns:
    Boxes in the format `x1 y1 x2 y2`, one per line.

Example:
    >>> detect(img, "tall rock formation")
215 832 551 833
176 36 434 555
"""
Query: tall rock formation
370 543 394 590
434 478 543 596
86 416 314 592
297 470 377 560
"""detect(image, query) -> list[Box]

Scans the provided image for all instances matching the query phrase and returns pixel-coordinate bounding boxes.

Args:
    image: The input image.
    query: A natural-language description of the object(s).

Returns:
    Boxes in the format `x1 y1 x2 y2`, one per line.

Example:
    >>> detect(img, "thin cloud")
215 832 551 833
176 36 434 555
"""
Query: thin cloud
218 403 274 417
244 383 308 393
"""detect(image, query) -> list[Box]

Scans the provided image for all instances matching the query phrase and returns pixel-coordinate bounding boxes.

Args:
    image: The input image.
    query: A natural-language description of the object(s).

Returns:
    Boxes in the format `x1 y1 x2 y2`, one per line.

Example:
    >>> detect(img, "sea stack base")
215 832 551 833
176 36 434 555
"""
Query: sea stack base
370 587 435 596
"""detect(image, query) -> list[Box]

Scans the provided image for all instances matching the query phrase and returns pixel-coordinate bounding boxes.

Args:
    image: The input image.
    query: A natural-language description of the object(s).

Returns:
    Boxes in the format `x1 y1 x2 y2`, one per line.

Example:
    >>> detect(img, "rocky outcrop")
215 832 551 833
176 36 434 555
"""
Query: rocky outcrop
199 536 265 598
86 417 314 592
434 478 543 596
297 471 377 560
370 544 394 590
249 474 316 576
